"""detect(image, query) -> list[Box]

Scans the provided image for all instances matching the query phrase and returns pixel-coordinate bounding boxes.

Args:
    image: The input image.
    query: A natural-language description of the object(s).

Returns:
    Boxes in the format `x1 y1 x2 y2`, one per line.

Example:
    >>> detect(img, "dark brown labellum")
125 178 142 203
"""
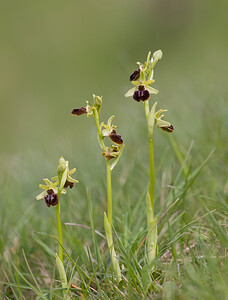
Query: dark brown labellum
130 69 140 81
64 180 75 189
71 107 87 116
109 130 123 145
161 125 174 133
133 86 150 102
140 89 150 101
44 190 59 207
133 90 141 102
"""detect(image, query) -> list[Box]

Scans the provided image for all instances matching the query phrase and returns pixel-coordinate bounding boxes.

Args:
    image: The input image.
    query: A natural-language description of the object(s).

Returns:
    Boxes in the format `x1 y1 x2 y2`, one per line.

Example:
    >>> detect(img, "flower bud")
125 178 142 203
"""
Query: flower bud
57 157 68 177
153 50 163 61
93 94 102 106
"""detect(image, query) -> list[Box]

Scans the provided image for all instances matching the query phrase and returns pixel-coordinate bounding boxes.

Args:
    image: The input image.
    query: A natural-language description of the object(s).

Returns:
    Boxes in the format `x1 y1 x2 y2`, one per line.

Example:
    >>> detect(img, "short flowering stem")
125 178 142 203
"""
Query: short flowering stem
144 101 157 265
56 191 63 262
106 160 112 225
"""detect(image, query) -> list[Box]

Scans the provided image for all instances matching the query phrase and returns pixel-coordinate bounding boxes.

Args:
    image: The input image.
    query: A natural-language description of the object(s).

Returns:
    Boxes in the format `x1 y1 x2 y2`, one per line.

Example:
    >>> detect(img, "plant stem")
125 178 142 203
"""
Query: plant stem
93 108 121 281
56 192 63 262
144 101 157 264
148 138 155 219
106 160 112 225
104 160 121 282
93 109 105 151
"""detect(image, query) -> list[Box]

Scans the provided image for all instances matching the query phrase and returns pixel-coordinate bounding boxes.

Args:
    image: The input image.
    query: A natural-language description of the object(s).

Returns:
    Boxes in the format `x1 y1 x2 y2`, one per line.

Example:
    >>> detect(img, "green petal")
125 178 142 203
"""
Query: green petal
39 184 48 190
107 115 115 127
43 178 52 186
68 168 76 175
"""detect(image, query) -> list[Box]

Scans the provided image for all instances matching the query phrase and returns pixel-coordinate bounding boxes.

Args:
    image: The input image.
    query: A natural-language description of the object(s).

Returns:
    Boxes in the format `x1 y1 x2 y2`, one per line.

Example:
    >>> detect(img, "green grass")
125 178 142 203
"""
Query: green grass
0 119 227 299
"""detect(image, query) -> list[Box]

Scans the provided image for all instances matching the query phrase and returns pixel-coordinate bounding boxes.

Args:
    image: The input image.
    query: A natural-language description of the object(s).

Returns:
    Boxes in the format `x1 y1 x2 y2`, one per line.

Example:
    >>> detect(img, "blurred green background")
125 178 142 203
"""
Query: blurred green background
0 0 227 203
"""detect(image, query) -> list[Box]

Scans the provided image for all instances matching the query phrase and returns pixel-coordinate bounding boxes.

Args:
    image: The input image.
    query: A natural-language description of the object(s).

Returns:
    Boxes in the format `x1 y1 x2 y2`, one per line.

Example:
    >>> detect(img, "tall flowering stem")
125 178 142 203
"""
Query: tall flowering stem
125 50 174 265
72 95 124 282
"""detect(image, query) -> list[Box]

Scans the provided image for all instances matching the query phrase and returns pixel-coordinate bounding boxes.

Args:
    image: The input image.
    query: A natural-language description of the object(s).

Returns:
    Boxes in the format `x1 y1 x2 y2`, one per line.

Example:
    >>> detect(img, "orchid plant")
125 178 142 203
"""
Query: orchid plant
36 157 78 262
72 95 124 282
125 50 174 265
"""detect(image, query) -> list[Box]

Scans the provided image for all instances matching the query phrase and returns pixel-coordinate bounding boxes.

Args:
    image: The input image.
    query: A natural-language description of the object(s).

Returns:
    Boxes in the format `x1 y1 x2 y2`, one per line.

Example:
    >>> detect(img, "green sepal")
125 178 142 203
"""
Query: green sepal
147 102 157 136
144 51 151 69
125 87 136 98
36 191 47 200
59 168 68 191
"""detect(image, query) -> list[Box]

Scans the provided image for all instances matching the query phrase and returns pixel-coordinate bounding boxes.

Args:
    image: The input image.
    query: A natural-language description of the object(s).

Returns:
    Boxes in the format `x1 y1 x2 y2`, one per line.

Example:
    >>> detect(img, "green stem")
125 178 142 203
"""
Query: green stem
106 160 112 225
144 101 157 264
93 107 121 281
93 109 105 151
148 138 155 218
104 159 121 282
56 192 63 262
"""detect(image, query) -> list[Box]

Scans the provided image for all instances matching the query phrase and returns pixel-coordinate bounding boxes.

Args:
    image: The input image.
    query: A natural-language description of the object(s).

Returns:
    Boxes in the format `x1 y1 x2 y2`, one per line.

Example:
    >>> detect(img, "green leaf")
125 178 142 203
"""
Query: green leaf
56 254 71 300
